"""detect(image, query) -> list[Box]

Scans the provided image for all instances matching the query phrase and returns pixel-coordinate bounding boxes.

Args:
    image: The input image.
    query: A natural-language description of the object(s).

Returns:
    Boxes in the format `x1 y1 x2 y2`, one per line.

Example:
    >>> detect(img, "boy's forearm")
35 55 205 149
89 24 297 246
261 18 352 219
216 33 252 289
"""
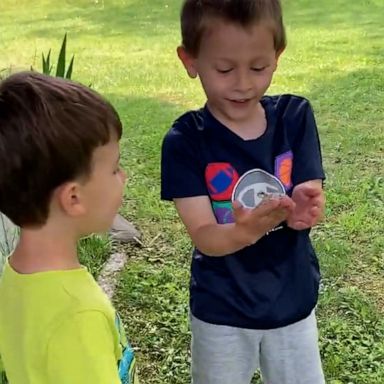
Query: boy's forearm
191 222 264 257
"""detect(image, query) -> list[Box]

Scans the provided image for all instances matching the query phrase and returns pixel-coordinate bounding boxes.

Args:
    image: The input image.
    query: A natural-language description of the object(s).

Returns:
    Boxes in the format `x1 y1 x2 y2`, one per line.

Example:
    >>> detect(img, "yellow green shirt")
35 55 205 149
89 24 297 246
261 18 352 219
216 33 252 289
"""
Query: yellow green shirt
0 261 138 384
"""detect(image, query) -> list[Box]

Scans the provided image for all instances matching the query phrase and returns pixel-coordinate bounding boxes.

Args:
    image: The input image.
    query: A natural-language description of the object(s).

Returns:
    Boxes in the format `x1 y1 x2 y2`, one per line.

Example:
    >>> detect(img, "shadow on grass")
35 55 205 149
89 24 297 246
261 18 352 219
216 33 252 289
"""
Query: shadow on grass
2 0 383 46
305 67 383 174
305 67 383 257
10 0 179 40
285 0 383 30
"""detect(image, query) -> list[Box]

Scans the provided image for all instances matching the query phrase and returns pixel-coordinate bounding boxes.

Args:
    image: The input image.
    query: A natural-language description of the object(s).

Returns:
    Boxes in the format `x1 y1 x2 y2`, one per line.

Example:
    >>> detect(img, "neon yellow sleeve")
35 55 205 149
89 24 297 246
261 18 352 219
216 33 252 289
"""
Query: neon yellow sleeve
46 311 121 384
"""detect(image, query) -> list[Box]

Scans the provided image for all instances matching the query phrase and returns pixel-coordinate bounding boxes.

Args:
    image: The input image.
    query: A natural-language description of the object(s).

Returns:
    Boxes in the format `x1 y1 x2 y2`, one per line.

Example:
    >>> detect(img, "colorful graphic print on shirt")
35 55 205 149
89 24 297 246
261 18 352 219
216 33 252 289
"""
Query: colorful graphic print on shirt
205 163 239 223
205 155 293 224
275 150 293 191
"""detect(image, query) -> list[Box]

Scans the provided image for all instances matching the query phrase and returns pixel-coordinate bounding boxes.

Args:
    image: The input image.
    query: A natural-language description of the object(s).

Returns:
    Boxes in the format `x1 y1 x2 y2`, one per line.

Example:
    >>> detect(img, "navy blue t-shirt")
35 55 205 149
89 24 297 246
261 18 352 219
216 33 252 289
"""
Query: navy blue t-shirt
161 95 325 329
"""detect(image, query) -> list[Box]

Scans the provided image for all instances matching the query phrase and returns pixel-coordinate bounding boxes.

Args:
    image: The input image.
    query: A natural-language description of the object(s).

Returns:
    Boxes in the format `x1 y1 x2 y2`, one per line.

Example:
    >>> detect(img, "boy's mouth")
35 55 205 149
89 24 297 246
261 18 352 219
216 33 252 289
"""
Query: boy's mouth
228 98 251 104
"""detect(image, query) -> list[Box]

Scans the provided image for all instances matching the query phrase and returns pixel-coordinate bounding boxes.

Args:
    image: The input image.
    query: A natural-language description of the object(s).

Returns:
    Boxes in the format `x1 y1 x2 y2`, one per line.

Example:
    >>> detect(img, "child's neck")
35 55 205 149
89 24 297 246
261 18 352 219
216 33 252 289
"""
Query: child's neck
9 227 81 274
209 102 267 141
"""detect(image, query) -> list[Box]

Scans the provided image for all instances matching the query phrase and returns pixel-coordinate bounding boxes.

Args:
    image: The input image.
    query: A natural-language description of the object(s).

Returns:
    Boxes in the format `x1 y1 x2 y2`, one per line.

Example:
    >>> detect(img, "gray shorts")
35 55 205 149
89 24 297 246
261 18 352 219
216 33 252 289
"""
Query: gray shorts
191 311 325 384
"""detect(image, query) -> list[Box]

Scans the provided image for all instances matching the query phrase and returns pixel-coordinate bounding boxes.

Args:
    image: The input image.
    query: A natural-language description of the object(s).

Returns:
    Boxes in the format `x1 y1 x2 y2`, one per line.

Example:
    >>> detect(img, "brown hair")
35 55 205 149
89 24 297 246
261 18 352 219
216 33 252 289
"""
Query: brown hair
180 0 286 56
0 71 122 227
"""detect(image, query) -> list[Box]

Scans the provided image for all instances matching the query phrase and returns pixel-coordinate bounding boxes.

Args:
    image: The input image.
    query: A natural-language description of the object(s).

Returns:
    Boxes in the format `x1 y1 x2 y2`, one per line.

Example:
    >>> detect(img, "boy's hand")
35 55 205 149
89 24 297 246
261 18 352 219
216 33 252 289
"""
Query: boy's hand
287 180 325 230
233 196 295 245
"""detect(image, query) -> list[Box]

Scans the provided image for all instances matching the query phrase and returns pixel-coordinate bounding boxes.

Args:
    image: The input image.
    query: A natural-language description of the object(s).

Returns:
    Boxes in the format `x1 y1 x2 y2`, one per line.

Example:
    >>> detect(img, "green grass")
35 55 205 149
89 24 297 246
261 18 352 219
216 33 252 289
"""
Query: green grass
78 235 112 278
0 0 383 383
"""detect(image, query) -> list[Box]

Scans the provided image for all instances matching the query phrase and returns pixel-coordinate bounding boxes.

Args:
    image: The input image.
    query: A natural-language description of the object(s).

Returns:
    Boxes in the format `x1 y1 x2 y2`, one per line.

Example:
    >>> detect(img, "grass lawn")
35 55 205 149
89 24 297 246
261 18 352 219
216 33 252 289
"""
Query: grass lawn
1 0 383 383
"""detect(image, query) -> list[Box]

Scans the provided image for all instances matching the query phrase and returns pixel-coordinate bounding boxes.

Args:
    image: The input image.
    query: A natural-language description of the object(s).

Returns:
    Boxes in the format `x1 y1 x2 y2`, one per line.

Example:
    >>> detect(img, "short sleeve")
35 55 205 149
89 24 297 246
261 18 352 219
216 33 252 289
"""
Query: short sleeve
46 311 121 384
291 100 325 185
161 117 208 200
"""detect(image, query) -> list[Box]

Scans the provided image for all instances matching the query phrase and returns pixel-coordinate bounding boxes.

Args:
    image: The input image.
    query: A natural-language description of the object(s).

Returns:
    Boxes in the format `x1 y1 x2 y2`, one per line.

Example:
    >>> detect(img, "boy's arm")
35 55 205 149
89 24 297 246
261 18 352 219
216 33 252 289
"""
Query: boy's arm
46 311 121 384
286 98 325 230
175 195 294 257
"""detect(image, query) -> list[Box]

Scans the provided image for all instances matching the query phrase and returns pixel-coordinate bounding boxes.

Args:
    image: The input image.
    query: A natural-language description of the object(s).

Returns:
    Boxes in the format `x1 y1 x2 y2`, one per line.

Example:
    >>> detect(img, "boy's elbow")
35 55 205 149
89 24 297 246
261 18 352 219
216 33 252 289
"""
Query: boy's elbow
189 224 228 257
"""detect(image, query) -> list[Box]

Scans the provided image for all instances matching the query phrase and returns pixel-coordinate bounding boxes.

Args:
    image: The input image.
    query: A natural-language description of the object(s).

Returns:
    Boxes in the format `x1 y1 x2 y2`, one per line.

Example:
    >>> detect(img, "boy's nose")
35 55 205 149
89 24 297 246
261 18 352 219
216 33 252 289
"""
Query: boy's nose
234 70 252 93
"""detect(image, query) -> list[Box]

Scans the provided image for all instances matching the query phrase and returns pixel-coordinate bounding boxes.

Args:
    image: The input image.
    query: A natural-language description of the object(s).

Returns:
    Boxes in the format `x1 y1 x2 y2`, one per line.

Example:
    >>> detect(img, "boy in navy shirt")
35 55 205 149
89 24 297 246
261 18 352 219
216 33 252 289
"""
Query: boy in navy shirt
161 1 325 383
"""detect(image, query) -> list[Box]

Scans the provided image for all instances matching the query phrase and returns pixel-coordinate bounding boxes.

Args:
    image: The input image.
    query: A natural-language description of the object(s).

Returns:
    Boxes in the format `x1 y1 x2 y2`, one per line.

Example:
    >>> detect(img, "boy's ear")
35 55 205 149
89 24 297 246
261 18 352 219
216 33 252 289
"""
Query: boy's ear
55 182 86 217
177 46 198 79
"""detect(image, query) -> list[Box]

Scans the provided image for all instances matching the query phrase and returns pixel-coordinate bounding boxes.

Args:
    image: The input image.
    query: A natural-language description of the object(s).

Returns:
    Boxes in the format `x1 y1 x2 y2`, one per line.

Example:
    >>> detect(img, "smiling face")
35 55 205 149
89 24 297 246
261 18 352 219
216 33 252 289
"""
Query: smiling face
178 19 282 130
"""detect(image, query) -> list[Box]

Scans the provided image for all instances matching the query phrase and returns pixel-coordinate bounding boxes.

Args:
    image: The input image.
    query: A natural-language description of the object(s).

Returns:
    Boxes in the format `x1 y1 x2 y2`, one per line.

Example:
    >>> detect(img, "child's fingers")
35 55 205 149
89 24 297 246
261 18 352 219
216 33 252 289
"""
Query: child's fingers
306 187 322 197
232 200 243 211
288 208 324 230
233 197 293 226
309 207 325 223
258 197 294 225
233 197 281 212
278 196 296 211
257 197 284 214
233 199 287 229
309 206 320 216
296 184 322 198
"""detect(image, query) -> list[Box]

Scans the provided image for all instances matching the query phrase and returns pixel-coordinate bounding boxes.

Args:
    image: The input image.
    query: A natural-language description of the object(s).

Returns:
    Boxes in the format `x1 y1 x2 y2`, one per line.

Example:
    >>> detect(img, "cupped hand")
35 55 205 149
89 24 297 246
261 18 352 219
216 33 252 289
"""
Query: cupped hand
287 183 325 230
233 196 295 244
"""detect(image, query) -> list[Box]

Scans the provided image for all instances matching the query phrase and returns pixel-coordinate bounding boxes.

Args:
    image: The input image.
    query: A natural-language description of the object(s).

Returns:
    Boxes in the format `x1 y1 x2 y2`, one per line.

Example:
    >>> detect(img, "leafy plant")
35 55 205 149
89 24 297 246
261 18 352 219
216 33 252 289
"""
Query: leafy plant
0 371 7 384
41 33 74 79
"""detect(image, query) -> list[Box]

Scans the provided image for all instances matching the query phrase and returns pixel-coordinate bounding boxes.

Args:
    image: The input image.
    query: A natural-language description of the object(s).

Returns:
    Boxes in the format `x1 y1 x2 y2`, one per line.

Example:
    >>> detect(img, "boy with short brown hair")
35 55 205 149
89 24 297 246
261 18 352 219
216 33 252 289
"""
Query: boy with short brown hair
0 71 138 384
161 1 325 383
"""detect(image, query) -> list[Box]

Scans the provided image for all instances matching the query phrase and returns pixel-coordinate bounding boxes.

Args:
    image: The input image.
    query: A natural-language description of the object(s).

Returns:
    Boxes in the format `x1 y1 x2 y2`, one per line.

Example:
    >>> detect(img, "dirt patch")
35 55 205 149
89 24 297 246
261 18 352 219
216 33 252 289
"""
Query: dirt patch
345 272 384 313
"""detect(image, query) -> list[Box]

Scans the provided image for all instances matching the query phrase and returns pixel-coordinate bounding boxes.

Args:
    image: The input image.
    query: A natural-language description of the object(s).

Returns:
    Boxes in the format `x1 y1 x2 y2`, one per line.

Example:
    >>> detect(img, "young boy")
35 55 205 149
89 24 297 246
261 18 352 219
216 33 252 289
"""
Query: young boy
0 72 138 384
161 1 326 383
